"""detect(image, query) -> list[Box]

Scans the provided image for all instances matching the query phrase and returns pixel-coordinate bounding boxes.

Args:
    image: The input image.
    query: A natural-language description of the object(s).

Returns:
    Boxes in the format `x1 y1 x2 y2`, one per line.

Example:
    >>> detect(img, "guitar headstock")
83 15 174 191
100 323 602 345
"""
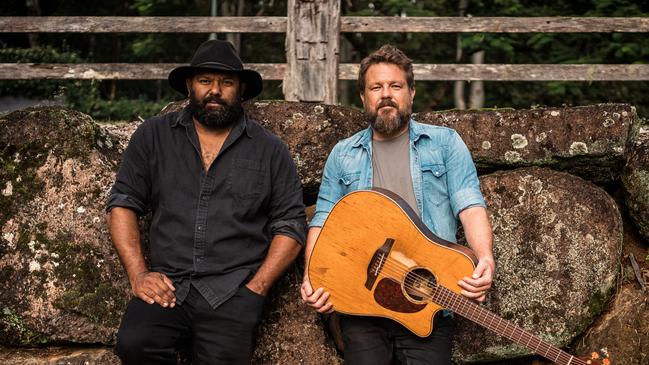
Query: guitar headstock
582 348 610 365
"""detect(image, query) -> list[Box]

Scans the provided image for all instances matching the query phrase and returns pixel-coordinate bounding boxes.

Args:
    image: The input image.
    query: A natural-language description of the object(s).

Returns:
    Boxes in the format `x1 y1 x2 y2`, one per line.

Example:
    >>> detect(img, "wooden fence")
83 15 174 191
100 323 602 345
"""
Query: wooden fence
1 0 648 104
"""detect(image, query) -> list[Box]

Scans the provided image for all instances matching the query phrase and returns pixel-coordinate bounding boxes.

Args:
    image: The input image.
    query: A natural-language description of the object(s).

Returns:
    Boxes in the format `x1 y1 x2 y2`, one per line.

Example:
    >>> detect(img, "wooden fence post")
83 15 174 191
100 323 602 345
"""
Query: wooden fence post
283 0 340 104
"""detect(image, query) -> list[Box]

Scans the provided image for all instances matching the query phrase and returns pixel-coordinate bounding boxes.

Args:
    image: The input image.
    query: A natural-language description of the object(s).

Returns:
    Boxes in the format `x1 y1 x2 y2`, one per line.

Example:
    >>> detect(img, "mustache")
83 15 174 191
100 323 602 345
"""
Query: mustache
202 96 228 106
377 99 398 109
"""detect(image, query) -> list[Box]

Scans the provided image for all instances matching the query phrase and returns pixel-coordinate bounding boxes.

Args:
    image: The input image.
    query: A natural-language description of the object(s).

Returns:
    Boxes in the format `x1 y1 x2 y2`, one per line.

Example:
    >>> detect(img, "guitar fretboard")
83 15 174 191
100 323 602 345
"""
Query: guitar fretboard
431 285 588 365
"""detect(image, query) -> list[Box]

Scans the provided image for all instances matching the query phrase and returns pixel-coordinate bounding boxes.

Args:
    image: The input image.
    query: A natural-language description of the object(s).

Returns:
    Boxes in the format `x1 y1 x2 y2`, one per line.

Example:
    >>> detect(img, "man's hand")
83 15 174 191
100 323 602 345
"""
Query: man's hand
245 280 268 297
458 256 495 302
300 274 333 313
132 271 176 308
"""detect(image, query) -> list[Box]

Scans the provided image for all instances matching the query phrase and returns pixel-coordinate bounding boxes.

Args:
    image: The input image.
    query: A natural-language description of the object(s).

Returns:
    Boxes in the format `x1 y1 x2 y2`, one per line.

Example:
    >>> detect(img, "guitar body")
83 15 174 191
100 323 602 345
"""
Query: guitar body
308 188 477 337
309 189 611 365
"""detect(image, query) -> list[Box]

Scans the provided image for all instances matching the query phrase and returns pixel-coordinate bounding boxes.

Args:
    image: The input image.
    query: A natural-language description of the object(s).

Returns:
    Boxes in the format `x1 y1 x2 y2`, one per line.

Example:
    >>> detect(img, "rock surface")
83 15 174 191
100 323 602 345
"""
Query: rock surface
0 346 119 365
415 104 636 184
453 167 623 363
574 284 648 365
160 101 636 199
0 107 130 346
623 125 649 241
0 105 640 364
252 265 342 365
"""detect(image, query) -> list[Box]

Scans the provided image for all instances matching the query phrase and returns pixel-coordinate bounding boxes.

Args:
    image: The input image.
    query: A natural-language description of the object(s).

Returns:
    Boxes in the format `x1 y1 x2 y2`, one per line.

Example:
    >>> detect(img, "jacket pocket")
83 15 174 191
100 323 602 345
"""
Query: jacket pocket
421 163 449 206
339 171 361 193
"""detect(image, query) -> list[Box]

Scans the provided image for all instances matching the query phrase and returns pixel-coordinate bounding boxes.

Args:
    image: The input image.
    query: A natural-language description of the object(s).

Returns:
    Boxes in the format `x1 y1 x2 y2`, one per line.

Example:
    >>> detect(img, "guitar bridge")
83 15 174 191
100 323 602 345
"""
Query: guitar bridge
365 238 395 290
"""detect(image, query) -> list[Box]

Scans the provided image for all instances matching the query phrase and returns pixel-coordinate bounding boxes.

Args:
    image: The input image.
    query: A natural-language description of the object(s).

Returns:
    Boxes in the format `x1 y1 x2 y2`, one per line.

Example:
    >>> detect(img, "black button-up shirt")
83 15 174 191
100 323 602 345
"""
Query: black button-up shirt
107 108 306 308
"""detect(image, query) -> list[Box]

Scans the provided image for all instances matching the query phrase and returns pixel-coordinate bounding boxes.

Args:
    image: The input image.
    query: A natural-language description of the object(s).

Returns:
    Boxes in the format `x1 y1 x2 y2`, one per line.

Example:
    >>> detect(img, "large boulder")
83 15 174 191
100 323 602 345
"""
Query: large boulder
622 124 649 241
252 265 342 365
161 102 636 197
571 209 649 365
0 106 340 363
574 285 648 365
0 107 130 346
0 105 634 364
453 167 623 363
415 104 636 184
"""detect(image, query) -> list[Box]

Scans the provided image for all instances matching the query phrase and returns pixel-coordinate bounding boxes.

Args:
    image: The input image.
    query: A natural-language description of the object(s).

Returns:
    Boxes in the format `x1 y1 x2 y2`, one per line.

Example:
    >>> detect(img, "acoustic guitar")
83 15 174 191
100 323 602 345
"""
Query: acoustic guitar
307 188 609 365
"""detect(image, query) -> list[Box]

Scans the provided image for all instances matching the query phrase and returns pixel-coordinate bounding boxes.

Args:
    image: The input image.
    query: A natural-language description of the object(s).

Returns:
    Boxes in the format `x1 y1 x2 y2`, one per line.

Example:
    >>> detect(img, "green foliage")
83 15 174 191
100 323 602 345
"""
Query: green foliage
69 94 171 121
63 81 171 121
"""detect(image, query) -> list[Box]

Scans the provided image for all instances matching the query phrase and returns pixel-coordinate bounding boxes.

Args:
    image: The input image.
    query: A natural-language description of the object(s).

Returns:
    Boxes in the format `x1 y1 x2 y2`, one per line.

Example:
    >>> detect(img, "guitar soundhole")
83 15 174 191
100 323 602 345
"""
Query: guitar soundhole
404 268 436 303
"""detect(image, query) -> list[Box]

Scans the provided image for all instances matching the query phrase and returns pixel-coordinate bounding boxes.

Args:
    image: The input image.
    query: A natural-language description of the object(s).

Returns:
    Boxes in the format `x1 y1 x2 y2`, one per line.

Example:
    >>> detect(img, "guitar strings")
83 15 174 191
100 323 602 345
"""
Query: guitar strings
365 258 581 365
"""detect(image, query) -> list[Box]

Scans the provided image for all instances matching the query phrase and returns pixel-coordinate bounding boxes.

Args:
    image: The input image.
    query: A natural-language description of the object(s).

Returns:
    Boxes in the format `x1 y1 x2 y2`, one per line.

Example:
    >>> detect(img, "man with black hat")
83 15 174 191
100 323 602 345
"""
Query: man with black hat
107 40 306 364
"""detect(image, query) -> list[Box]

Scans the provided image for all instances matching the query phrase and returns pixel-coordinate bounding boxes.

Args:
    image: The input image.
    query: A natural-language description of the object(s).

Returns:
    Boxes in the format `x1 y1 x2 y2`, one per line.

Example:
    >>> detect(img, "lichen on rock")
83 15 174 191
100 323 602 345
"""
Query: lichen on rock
0 106 129 346
622 125 649 241
453 167 622 363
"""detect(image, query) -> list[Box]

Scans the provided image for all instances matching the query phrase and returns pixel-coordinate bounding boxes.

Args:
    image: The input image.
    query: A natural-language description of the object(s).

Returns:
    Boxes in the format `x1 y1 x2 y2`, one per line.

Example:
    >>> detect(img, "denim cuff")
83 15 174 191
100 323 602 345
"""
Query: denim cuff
450 187 486 217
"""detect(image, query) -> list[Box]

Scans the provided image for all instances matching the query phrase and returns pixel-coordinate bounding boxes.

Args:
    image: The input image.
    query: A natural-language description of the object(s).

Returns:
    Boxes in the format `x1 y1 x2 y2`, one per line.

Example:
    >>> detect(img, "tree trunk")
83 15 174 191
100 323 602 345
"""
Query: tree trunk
453 0 469 110
339 37 353 106
222 0 244 53
469 50 485 109
25 0 40 47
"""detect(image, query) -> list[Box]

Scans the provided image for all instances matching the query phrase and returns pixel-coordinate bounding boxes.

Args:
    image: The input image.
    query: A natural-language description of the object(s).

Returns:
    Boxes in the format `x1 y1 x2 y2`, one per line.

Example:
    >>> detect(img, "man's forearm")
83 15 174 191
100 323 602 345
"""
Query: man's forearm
303 227 322 269
247 234 302 296
459 206 493 260
107 207 148 286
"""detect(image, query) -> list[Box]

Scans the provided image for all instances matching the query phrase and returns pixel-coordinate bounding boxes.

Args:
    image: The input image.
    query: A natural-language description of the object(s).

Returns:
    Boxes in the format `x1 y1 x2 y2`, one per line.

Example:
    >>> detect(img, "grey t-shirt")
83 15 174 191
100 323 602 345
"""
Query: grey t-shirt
372 131 420 216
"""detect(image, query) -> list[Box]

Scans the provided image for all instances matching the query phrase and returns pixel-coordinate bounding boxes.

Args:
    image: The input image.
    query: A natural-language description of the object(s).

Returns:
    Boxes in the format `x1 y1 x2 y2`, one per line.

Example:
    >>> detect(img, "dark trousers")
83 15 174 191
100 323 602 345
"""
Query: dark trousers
340 313 454 365
115 284 266 365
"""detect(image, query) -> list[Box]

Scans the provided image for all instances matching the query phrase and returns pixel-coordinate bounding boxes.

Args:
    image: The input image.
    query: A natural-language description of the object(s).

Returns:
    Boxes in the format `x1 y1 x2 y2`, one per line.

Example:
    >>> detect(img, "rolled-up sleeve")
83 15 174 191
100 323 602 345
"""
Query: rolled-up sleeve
106 123 151 215
445 131 486 217
267 142 307 246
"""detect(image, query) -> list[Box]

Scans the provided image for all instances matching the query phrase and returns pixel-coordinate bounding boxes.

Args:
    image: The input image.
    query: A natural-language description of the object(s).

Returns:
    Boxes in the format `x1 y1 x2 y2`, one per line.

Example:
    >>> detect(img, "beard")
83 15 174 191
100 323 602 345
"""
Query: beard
187 90 244 130
366 99 411 137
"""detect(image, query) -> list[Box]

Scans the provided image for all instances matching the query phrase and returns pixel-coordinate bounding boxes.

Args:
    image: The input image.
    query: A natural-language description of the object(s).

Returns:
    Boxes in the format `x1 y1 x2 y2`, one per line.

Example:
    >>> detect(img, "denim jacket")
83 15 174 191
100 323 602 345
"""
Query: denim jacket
310 119 485 243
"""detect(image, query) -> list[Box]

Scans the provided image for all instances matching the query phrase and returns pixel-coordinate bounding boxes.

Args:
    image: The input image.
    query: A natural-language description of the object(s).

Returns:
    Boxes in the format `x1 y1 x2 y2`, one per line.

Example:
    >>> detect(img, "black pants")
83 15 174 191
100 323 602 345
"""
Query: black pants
340 313 455 365
115 284 265 365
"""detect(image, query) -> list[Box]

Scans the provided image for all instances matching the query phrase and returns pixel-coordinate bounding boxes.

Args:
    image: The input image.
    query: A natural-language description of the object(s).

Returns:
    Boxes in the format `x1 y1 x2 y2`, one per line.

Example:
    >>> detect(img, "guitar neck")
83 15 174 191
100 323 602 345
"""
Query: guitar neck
432 286 587 365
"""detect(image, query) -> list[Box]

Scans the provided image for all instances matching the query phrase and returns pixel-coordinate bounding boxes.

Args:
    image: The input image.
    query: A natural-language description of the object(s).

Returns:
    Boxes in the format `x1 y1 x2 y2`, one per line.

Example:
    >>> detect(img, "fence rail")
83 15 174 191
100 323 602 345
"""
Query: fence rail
2 16 649 33
3 63 647 81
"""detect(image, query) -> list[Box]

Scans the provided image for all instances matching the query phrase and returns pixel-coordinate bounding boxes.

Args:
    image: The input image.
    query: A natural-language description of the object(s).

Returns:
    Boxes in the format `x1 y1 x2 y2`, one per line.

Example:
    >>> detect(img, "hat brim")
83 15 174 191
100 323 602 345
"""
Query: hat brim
168 65 263 101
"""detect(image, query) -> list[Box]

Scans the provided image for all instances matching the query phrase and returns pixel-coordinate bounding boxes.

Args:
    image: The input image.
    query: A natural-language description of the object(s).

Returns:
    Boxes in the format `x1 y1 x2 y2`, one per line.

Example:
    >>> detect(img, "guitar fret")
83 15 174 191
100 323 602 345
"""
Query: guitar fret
434 282 579 365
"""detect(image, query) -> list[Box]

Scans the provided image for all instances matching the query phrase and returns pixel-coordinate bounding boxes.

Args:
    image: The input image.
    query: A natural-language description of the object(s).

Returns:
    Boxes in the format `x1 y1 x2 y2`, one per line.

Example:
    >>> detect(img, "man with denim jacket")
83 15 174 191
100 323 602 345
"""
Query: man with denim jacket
301 45 494 365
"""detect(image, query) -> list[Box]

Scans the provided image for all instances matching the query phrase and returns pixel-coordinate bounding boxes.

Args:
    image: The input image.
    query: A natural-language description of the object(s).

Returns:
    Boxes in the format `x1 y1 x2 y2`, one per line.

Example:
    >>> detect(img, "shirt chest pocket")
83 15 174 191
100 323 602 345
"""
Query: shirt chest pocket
229 158 265 201
339 171 361 193
421 163 449 206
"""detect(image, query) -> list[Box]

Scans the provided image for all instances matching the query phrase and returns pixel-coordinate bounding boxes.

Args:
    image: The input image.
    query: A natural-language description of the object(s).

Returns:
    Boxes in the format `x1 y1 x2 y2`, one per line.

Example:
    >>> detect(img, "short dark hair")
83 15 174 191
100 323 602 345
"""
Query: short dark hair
358 44 415 92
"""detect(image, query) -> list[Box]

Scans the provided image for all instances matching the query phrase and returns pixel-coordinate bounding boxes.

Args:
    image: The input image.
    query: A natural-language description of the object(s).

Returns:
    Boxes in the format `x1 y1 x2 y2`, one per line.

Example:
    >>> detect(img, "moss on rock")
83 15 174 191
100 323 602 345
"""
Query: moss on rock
0 307 49 346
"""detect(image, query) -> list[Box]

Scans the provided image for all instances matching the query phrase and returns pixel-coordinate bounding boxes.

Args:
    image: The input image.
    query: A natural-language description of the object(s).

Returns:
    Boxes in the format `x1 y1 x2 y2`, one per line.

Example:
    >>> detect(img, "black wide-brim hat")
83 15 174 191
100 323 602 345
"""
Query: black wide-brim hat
168 40 263 101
